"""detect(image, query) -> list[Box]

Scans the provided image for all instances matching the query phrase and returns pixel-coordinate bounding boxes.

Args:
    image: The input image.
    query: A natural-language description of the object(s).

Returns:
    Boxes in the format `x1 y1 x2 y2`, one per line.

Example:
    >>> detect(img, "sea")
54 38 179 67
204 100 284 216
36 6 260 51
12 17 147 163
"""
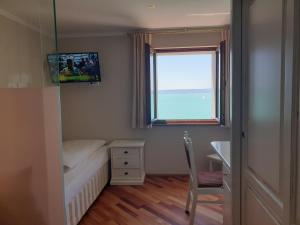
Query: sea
156 89 213 120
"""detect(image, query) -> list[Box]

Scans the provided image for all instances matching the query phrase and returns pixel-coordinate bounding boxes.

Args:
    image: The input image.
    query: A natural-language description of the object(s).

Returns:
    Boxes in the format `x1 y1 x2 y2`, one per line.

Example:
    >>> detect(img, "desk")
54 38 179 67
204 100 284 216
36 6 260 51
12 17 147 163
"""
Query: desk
211 141 231 225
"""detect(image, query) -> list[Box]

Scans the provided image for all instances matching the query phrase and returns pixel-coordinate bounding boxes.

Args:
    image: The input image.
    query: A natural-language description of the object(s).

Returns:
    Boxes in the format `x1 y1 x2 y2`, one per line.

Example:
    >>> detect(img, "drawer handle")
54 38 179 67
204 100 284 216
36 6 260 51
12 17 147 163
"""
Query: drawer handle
124 161 128 165
124 151 128 154
124 172 128 175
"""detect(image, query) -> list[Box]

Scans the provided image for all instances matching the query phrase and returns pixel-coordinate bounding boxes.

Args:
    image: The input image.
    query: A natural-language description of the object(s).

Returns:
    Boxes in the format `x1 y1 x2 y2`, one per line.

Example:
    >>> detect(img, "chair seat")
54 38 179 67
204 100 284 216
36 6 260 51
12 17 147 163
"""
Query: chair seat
198 171 223 188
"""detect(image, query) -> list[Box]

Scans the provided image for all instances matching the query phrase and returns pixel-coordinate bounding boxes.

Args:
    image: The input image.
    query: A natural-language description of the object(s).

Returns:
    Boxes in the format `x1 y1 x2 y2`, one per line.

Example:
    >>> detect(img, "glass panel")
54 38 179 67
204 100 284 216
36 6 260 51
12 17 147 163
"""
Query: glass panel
0 0 59 88
39 0 60 87
156 51 215 120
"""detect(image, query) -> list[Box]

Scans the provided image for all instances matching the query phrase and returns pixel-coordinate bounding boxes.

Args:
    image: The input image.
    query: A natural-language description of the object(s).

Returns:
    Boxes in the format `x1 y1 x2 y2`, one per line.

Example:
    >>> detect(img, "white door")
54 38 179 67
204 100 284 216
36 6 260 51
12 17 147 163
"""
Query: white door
242 0 298 225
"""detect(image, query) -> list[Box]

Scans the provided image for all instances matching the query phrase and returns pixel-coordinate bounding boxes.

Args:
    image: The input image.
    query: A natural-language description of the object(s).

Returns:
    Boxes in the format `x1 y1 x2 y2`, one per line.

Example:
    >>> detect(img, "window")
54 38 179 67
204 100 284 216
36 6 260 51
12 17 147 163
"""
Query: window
145 43 226 125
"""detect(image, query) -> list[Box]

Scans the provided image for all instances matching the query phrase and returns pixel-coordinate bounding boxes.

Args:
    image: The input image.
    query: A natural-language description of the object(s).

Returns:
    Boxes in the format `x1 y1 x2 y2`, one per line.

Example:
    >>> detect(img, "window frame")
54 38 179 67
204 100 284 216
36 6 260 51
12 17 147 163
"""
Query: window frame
146 45 225 126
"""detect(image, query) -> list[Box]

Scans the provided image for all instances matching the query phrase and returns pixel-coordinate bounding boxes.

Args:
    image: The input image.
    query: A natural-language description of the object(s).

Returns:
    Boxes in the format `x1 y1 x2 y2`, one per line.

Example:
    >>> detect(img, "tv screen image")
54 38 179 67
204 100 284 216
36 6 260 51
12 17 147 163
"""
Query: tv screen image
48 52 101 83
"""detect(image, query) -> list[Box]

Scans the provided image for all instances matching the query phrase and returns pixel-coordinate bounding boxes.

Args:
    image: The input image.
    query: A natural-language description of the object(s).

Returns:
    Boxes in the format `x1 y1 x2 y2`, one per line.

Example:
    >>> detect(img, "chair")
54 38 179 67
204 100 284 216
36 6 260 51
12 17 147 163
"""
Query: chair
183 131 223 225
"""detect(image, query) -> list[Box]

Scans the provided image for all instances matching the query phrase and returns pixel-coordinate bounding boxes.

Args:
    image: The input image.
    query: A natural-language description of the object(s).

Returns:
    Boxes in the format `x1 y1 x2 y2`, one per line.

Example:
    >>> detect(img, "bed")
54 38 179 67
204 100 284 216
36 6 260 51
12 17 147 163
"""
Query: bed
62 140 110 225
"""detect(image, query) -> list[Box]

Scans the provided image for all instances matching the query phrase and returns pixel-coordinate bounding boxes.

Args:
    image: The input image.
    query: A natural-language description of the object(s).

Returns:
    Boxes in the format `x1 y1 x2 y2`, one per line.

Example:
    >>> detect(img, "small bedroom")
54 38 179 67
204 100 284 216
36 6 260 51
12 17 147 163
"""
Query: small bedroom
1 0 300 225
57 0 231 225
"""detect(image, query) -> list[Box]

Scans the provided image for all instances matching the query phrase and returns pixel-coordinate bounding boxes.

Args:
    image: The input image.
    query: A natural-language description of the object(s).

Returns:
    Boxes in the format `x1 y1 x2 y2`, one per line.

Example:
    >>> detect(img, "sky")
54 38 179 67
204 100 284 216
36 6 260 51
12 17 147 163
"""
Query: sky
156 53 213 90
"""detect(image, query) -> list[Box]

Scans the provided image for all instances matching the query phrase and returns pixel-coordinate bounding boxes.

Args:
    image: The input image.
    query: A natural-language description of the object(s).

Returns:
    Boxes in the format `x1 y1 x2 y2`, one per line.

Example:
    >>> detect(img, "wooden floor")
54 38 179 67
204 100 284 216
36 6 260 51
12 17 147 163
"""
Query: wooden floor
79 175 223 225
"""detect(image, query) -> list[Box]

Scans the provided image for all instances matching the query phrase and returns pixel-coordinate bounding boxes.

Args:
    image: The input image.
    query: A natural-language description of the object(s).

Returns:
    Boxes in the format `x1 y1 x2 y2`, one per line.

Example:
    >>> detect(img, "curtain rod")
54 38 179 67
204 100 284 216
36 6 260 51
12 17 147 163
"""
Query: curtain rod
130 26 229 35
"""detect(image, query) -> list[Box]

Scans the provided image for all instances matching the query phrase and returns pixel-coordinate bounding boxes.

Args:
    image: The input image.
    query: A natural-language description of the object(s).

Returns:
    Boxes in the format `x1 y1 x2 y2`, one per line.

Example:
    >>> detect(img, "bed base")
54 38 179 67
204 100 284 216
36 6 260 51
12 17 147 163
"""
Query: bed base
65 162 109 225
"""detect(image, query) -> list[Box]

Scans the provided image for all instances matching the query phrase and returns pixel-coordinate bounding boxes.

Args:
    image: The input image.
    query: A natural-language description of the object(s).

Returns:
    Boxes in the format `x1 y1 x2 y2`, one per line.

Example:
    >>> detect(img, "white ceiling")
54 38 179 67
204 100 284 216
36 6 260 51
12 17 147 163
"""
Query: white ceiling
0 0 231 37
56 0 231 37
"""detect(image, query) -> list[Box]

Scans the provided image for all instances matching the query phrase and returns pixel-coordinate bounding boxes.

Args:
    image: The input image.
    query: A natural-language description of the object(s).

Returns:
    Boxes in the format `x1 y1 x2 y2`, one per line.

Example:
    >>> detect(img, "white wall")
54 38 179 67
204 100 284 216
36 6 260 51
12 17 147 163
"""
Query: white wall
152 32 222 48
59 33 230 174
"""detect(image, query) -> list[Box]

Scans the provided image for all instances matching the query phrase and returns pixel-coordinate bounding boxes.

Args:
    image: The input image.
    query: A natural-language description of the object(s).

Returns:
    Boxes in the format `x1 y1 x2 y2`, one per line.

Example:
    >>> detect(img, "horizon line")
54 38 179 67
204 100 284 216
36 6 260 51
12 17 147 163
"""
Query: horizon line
158 88 211 91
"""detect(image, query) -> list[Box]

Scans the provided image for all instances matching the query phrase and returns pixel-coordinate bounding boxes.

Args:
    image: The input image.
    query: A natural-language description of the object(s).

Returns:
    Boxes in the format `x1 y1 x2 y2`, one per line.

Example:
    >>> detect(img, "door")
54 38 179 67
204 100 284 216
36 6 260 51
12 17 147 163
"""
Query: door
242 0 298 225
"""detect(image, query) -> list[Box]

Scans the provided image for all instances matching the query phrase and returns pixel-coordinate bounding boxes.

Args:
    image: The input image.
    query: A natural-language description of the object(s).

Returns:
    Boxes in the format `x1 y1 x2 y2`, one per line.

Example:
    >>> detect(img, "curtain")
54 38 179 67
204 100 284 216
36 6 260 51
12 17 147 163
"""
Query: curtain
221 26 231 127
132 32 152 128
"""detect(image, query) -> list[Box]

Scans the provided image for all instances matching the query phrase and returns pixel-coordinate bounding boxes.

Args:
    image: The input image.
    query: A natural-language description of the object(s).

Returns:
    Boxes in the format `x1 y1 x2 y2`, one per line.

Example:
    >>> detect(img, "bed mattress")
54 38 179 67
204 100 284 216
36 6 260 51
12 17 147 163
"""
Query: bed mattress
64 145 109 205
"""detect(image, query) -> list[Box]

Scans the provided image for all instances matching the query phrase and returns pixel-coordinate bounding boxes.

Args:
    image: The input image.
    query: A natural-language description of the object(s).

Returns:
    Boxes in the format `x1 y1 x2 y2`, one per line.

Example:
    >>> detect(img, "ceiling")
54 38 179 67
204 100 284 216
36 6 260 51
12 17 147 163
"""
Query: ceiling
0 0 57 34
56 0 231 37
0 0 231 37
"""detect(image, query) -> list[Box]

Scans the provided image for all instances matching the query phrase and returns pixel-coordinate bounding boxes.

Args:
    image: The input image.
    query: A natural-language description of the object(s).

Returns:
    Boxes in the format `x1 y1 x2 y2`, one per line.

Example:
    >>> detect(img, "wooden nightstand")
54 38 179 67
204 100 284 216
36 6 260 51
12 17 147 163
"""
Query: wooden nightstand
109 140 145 185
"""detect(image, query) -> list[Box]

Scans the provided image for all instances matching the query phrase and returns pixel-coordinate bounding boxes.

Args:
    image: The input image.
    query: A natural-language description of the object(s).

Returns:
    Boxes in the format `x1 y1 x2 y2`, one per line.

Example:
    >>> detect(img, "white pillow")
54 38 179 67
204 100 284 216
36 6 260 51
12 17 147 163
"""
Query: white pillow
63 139 106 168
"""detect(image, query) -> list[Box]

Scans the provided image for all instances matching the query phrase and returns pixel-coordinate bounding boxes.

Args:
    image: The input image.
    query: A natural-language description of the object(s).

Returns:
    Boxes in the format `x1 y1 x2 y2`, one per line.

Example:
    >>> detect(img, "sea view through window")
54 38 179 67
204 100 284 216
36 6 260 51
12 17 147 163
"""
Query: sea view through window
155 51 215 120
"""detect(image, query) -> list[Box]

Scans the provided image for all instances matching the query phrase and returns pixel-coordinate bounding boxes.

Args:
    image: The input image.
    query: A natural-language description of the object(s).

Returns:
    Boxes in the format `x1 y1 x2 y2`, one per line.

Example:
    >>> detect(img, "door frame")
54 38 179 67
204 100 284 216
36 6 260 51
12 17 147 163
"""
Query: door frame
295 0 300 224
287 0 300 224
219 0 299 224
230 0 243 225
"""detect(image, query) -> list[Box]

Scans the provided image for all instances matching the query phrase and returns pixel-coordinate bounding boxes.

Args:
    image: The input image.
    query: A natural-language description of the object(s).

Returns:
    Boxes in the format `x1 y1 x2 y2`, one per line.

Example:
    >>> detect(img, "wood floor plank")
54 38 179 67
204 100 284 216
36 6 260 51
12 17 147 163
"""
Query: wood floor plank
79 175 223 225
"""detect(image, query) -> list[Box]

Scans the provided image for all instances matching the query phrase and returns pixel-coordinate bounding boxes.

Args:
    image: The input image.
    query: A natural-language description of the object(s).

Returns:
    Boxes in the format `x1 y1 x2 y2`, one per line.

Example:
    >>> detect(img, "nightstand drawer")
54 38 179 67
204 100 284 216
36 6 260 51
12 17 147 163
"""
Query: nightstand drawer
109 140 145 185
112 148 140 157
113 156 140 169
112 169 141 179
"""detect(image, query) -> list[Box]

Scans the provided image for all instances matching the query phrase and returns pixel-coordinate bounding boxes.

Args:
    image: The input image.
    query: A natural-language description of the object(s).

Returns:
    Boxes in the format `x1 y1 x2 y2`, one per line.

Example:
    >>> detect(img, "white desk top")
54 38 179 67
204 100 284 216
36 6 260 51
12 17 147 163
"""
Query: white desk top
210 141 231 168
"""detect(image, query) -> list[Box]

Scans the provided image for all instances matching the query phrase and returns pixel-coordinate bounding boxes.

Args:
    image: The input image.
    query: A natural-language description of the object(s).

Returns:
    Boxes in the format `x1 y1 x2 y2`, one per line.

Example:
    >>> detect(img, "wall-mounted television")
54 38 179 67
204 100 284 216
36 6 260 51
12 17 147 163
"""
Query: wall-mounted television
47 52 101 83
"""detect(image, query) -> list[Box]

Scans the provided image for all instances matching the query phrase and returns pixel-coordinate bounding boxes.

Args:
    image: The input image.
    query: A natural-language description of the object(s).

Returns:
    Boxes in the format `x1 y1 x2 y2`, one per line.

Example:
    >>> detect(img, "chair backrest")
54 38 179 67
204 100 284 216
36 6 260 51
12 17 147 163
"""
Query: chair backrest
183 131 198 189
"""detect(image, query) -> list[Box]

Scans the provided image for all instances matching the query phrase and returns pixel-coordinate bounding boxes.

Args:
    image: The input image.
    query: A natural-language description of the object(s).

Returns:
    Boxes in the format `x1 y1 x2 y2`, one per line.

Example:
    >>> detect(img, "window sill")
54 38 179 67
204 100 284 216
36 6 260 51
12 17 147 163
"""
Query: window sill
152 119 220 126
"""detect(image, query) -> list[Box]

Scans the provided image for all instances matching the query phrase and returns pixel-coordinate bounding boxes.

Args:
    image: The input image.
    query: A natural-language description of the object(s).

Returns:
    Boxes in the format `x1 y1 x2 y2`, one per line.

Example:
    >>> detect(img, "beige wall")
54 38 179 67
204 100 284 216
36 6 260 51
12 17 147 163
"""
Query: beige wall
0 8 65 225
59 33 230 174
0 88 65 225
43 87 65 225
0 89 48 225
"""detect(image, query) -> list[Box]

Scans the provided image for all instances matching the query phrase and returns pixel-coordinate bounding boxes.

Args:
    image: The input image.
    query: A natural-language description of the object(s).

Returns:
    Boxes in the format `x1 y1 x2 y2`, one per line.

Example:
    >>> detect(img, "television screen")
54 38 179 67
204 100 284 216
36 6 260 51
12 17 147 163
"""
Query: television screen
47 52 101 83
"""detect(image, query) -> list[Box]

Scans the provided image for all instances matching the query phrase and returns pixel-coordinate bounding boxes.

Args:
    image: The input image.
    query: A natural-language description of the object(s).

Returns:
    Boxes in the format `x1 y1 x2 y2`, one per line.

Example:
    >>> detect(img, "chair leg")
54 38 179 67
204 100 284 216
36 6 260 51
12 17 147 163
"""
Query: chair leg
185 182 191 214
209 160 214 172
189 192 197 225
